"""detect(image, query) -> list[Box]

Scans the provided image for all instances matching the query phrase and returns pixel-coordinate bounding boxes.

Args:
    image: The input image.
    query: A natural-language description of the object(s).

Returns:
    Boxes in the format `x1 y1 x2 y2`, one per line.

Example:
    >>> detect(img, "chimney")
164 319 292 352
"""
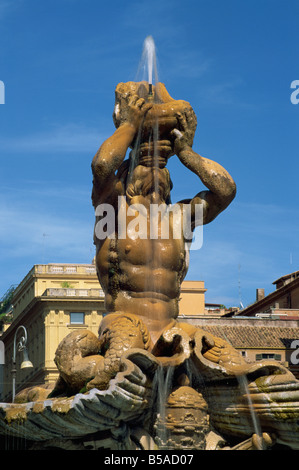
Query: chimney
256 288 265 302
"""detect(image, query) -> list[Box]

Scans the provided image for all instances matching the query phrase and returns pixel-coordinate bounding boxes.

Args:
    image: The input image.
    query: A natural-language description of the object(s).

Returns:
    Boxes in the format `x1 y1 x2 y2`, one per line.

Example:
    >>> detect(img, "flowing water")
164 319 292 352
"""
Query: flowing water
237 374 264 449
130 37 265 450
218 332 264 448
135 35 158 87
153 365 174 448
131 36 163 303
132 35 160 184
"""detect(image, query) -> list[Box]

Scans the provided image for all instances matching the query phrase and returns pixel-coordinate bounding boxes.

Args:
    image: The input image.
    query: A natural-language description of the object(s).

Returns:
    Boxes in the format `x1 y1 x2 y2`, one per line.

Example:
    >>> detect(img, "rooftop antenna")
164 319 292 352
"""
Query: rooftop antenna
42 232 49 264
238 264 244 309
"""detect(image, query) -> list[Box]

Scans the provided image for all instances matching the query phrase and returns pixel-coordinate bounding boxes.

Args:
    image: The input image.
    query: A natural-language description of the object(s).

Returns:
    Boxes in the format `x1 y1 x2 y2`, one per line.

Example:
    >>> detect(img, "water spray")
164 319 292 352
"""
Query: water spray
143 35 156 100
148 82 153 98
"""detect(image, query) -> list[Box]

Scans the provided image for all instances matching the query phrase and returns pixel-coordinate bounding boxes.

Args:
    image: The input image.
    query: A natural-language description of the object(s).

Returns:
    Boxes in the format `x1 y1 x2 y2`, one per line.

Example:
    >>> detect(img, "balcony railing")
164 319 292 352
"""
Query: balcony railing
44 288 105 298
36 264 97 275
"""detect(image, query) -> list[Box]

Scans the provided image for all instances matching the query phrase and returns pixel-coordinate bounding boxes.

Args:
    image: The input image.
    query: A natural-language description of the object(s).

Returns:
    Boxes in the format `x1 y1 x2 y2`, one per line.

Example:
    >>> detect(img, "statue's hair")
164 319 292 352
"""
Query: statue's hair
117 161 173 204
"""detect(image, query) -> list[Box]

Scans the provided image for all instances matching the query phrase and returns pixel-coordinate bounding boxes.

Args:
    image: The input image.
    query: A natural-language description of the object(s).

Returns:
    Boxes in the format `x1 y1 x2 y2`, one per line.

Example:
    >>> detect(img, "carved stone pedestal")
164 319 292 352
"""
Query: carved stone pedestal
154 385 209 450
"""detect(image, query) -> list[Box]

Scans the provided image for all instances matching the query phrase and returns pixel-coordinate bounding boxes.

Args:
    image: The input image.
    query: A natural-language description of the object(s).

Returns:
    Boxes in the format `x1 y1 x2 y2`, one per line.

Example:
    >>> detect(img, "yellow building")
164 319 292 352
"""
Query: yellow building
178 280 206 316
1 263 105 401
0 263 206 401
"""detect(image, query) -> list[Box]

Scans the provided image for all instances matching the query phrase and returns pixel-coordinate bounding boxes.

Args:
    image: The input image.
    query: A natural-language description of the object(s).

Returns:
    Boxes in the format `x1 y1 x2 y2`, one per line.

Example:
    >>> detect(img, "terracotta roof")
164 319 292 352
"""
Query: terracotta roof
273 270 299 285
201 325 299 349
237 276 299 317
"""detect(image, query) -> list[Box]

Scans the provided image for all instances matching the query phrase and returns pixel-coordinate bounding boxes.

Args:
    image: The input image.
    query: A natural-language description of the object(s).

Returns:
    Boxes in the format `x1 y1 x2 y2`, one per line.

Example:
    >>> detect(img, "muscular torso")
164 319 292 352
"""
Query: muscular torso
95 198 188 344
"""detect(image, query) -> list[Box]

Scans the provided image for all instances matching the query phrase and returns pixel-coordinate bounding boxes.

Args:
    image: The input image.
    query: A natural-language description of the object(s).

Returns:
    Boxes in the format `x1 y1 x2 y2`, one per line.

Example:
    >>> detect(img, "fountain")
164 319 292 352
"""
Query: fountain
1 38 299 451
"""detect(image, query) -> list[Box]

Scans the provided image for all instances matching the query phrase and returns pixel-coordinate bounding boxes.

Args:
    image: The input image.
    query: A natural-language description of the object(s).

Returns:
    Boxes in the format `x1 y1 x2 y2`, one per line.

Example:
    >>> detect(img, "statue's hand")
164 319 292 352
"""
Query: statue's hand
171 110 194 155
125 94 152 131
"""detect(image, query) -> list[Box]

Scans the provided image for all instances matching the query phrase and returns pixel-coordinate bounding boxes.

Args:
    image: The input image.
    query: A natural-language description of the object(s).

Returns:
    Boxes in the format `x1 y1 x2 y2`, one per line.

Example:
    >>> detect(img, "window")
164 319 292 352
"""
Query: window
256 353 281 361
70 312 85 324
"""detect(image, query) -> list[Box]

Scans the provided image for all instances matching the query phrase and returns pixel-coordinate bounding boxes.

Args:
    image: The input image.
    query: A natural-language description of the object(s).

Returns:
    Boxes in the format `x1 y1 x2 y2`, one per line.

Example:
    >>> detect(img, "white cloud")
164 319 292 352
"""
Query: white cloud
201 78 257 109
1 123 105 154
0 203 94 260
0 179 96 265
0 181 96 294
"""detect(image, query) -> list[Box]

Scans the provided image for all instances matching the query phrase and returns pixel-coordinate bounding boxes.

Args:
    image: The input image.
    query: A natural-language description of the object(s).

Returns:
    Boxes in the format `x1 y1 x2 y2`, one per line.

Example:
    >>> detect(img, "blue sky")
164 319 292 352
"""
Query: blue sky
0 0 298 308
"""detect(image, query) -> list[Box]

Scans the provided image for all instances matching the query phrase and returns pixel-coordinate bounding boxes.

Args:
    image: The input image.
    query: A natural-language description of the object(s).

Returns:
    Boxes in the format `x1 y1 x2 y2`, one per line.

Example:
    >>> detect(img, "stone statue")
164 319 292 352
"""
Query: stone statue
45 81 242 395
82 81 239 390
91 81 236 338
2 81 299 451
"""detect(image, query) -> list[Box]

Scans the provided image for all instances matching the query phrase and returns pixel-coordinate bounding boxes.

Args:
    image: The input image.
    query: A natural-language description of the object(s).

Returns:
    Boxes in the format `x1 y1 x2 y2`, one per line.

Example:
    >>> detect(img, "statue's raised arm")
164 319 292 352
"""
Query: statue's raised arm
91 93 152 206
171 110 236 229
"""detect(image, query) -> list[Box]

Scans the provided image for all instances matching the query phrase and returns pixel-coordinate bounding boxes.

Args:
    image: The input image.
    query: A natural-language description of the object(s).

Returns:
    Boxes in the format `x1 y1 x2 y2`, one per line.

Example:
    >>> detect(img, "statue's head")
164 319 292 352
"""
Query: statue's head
113 81 197 166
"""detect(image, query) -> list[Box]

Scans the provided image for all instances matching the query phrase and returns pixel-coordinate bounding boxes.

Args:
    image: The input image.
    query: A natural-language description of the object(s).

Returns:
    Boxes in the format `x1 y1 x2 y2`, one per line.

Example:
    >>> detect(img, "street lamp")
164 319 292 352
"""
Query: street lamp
12 325 33 401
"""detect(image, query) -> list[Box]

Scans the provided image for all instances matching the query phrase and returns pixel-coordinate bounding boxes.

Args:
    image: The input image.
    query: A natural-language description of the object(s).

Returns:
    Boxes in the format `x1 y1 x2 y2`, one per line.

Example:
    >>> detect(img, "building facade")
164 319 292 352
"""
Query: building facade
238 270 299 318
1 263 105 401
183 316 299 378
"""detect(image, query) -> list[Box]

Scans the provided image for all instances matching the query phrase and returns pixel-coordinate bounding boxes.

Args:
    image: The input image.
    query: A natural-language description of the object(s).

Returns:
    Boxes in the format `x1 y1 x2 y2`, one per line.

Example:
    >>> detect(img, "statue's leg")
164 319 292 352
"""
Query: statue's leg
86 313 151 391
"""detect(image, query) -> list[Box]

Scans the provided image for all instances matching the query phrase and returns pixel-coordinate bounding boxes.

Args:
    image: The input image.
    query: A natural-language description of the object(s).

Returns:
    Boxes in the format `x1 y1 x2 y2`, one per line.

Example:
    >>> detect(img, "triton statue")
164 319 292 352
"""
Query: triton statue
80 81 240 392
2 82 299 451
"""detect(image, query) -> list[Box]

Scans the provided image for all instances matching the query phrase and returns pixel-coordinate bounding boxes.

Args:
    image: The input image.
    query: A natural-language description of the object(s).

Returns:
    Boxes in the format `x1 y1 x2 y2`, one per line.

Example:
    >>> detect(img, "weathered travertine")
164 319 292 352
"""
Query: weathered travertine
1 81 299 450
